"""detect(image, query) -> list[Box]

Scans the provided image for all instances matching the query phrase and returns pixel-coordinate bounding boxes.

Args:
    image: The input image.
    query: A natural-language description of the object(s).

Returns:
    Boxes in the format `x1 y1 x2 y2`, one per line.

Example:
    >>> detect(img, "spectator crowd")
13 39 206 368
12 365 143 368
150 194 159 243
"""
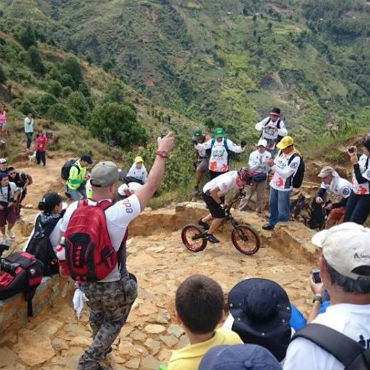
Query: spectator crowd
0 104 369 370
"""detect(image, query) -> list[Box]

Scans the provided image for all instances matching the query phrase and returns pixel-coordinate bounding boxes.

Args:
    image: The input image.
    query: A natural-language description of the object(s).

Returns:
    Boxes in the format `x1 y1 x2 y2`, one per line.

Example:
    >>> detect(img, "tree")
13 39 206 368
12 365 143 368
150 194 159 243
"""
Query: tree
88 102 147 149
0 65 6 83
48 80 63 97
26 46 45 75
66 91 89 124
104 83 125 103
37 93 58 115
62 56 83 88
46 103 75 123
17 23 36 49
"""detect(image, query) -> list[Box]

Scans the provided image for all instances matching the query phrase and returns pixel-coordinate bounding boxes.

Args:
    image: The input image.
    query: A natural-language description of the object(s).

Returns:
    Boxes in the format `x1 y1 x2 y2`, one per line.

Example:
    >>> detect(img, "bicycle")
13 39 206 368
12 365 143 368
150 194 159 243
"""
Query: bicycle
181 193 260 255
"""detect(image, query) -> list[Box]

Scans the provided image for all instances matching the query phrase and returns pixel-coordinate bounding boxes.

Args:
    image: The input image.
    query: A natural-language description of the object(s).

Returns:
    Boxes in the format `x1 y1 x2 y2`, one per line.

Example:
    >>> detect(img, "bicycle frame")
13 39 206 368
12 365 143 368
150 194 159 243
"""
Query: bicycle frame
223 192 244 229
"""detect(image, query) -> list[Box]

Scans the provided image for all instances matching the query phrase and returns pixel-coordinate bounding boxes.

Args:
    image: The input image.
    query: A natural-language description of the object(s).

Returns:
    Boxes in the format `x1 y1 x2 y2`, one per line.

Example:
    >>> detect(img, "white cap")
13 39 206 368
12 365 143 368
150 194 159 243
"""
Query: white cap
257 139 267 148
312 222 370 280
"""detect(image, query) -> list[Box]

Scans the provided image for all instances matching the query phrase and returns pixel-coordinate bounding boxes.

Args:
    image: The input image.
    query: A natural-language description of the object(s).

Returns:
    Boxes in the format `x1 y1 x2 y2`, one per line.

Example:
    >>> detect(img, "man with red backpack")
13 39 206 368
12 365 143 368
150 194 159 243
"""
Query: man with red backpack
59 133 174 370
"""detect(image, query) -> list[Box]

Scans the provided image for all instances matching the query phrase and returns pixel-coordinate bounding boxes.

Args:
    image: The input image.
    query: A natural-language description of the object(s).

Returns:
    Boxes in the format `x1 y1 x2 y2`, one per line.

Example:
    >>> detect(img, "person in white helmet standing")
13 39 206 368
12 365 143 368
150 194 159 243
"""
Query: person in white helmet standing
239 138 271 214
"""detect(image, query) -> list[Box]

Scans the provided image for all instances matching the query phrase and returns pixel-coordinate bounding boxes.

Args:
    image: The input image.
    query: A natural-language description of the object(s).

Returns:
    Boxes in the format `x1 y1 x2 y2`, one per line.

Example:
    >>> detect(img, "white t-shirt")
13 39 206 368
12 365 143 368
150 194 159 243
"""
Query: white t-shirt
320 176 352 199
203 171 240 197
127 163 148 183
270 151 301 191
60 195 141 282
248 149 271 174
255 117 288 149
351 154 370 195
284 303 370 370
196 138 244 173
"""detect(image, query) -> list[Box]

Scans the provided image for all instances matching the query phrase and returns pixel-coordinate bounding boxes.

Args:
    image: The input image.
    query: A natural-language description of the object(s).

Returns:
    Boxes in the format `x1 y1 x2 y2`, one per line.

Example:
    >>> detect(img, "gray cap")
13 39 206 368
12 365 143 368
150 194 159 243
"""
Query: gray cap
90 161 119 187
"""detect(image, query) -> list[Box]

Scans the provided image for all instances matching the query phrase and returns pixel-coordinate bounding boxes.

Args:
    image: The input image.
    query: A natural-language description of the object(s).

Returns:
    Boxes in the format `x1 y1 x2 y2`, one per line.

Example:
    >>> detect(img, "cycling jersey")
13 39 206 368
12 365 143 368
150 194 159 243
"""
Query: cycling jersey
196 139 244 173
203 171 241 198
270 151 300 191
320 176 352 198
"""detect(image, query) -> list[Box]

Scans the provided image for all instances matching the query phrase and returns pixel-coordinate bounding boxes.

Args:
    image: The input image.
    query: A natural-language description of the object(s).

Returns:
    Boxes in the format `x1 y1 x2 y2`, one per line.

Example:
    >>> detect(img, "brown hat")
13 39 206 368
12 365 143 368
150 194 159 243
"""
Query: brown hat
318 166 338 178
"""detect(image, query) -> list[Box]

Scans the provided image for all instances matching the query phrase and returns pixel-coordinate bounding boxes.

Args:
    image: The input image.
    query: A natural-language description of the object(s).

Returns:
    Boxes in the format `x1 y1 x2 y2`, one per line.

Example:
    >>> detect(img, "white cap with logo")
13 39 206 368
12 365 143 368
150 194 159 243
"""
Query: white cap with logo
312 222 370 281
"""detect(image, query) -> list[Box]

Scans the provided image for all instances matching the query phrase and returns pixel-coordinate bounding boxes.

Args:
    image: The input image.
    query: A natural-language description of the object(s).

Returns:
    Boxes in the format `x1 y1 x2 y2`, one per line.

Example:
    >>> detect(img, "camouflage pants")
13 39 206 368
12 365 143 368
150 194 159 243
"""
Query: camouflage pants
77 274 137 370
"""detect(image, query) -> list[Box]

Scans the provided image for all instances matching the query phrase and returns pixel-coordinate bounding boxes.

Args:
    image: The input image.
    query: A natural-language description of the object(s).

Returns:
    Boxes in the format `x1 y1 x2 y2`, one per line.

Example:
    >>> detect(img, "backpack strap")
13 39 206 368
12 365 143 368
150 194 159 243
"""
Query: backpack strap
73 163 81 175
224 138 229 153
264 118 271 127
291 323 365 367
288 152 299 165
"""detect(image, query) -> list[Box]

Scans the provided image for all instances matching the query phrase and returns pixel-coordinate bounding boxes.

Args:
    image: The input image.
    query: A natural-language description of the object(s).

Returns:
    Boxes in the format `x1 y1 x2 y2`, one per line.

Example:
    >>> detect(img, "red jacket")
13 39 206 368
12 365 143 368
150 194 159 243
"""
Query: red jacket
35 134 47 151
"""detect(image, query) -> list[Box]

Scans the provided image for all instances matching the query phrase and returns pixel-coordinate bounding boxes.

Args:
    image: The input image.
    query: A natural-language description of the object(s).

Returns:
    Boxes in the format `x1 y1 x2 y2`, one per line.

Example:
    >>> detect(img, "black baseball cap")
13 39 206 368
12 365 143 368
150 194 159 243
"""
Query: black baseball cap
81 154 93 164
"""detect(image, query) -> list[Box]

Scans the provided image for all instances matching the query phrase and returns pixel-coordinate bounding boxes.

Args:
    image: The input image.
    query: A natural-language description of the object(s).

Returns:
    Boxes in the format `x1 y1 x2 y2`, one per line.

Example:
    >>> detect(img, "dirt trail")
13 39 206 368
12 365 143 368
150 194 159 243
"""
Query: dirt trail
0 158 318 370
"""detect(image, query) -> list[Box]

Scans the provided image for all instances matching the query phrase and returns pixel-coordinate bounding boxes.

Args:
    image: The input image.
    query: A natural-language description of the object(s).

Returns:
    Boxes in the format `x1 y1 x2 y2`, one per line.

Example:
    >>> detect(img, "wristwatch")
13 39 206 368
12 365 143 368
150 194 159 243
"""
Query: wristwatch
155 149 168 159
312 294 322 303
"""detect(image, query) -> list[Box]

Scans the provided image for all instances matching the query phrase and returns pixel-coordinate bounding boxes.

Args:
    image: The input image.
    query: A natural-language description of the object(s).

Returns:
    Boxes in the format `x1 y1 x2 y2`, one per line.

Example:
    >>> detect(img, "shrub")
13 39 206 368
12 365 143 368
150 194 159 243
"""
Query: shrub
46 103 75 123
104 83 125 103
61 86 72 98
60 73 75 88
26 46 45 75
78 82 91 97
66 91 90 124
61 56 83 88
17 23 36 49
88 102 147 149
17 99 37 116
48 80 63 97
36 93 58 115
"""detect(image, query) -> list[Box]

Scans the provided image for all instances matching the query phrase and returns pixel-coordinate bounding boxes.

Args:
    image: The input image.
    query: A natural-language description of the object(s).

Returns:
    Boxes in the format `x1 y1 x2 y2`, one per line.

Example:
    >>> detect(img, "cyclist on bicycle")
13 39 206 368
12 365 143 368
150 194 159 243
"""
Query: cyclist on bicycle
199 168 253 243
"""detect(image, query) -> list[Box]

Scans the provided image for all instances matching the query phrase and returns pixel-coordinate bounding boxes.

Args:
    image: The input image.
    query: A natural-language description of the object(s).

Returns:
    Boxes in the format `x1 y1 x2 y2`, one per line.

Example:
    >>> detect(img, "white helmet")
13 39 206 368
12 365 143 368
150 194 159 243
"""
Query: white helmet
257 138 267 147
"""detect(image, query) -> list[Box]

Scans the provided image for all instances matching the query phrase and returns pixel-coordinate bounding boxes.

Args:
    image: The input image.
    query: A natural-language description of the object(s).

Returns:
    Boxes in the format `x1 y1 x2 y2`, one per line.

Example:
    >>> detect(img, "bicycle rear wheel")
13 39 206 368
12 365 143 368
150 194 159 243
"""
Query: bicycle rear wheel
231 224 260 255
181 224 207 252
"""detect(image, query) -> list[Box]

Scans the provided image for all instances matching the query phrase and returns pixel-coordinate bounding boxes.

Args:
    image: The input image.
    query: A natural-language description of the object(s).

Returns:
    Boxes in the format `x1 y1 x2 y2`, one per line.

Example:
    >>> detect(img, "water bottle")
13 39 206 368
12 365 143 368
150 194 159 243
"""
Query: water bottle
56 237 68 276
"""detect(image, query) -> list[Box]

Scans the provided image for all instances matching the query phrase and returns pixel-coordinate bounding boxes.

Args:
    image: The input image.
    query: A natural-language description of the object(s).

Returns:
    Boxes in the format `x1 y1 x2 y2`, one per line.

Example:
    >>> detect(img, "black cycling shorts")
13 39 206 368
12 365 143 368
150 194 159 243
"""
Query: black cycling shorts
202 192 225 218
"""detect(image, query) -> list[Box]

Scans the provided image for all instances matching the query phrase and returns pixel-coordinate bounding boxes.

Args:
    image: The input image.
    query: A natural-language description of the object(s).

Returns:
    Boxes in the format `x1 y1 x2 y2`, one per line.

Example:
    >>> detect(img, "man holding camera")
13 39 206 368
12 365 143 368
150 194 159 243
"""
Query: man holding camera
255 107 288 155
284 222 370 370
344 140 370 224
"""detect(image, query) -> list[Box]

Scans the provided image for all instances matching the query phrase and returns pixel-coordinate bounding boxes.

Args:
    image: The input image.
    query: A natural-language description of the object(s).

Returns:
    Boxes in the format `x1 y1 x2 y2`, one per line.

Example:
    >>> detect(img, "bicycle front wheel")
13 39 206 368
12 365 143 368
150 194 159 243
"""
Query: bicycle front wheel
181 225 207 252
231 224 260 255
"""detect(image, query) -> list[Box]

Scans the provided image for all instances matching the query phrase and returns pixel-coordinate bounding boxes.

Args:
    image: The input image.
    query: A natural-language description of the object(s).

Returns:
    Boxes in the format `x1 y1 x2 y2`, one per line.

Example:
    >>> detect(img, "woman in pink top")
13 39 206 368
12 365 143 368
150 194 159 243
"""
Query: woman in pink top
35 130 48 166
0 104 7 142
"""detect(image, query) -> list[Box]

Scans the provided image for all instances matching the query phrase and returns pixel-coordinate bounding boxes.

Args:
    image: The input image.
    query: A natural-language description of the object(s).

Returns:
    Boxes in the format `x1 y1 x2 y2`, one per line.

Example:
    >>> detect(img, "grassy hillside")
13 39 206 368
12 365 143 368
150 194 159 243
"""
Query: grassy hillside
0 0 369 143
0 29 206 204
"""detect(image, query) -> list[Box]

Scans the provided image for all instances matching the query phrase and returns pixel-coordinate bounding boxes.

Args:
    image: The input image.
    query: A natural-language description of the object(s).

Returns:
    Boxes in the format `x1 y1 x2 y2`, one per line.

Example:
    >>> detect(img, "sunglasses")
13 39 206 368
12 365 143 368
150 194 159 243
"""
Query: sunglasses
8 172 16 176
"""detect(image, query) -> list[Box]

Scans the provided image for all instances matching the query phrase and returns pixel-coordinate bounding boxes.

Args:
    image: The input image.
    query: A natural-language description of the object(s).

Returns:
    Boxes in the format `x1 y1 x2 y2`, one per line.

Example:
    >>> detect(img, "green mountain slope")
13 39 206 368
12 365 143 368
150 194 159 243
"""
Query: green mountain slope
1 0 369 141
0 29 204 203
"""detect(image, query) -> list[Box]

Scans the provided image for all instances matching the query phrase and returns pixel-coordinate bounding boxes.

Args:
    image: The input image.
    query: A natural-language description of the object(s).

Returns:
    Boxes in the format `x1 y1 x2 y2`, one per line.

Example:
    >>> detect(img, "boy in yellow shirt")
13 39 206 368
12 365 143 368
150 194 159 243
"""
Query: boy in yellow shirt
167 274 242 370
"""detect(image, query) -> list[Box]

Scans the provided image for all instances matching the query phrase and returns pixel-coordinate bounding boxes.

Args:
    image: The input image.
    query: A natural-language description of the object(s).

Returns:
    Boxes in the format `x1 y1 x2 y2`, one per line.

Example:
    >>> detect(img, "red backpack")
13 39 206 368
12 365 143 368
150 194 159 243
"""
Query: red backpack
0 251 44 316
63 199 118 282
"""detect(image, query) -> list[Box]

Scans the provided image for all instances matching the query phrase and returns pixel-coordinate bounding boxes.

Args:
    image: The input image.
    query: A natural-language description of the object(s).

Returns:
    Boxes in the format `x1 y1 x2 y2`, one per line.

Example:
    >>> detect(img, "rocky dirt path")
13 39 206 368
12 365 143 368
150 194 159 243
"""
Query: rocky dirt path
0 158 318 370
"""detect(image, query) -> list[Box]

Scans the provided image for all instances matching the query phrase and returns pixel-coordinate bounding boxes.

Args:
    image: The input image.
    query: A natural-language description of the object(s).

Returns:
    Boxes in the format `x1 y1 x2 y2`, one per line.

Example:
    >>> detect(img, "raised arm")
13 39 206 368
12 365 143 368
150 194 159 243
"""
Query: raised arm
134 133 175 211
